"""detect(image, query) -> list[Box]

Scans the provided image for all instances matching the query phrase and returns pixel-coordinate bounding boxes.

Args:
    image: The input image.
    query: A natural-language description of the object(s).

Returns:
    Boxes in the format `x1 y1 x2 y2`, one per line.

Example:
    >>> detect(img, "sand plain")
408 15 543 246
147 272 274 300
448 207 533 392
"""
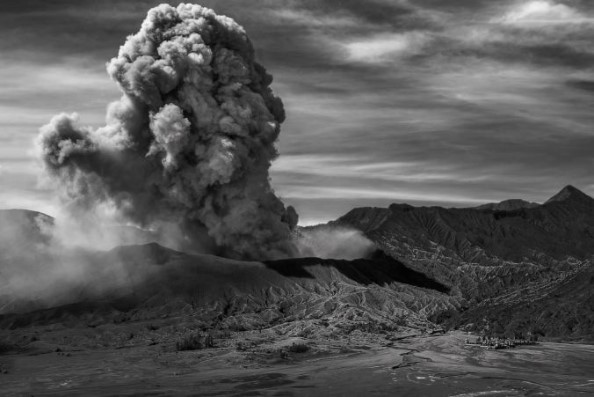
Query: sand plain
1 327 593 396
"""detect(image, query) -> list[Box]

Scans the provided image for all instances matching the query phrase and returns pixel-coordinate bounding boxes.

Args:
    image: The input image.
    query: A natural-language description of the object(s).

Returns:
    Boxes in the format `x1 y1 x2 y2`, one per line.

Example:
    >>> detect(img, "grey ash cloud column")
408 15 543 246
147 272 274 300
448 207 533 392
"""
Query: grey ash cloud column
36 4 298 260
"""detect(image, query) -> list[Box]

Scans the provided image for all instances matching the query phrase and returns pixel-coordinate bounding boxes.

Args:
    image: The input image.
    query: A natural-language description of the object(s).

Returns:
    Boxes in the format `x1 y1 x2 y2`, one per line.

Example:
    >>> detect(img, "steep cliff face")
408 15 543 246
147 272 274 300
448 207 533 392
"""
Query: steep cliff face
332 186 594 339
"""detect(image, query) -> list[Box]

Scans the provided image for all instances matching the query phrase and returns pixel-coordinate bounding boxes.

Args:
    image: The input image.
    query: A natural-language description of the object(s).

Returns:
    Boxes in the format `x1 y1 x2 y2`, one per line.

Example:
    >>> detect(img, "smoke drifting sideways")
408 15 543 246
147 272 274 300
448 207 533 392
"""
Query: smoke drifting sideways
36 4 298 260
296 226 376 260
0 210 142 313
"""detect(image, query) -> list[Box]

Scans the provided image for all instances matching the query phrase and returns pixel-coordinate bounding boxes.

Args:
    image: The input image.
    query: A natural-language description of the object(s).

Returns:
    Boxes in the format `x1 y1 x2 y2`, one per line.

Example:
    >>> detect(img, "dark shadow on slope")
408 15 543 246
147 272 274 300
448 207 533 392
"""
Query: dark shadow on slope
264 250 450 293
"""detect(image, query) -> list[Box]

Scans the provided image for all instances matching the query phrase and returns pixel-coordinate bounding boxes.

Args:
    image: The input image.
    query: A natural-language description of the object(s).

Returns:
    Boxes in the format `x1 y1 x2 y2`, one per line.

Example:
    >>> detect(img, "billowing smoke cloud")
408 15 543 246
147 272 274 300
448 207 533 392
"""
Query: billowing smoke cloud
36 4 298 260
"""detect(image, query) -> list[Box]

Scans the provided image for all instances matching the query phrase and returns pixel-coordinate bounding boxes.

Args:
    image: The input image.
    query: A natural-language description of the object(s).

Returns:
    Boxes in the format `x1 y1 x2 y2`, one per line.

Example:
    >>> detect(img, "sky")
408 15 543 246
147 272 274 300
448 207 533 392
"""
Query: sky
1 0 593 225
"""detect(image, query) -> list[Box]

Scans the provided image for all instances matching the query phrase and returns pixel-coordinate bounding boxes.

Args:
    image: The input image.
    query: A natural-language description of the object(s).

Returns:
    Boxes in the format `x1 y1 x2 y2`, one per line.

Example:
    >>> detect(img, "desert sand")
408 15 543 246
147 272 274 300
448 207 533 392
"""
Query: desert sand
1 327 593 396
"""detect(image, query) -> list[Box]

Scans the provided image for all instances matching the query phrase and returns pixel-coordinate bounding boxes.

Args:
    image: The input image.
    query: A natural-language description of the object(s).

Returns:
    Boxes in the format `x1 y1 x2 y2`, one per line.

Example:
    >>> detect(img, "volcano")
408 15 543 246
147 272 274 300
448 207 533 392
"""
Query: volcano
2 187 594 395
1 186 593 340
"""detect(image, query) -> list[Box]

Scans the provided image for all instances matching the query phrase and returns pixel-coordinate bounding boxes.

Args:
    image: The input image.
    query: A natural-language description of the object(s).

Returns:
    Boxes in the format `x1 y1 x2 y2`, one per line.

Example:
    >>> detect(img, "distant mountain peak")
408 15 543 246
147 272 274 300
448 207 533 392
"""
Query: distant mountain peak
474 199 539 212
545 185 593 204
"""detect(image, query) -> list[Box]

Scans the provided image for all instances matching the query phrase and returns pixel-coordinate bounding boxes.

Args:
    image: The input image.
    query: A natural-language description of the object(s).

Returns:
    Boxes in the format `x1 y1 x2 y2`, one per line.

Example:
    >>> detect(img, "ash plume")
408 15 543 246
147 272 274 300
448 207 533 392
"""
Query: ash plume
36 4 298 260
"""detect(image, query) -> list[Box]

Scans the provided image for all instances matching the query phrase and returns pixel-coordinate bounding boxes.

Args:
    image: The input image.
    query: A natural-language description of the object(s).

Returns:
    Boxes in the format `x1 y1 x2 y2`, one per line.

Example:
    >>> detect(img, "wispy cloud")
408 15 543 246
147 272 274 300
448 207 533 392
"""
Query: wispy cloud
278 185 490 203
1 0 594 221
272 155 492 183
497 0 592 24
341 32 431 63
0 60 118 126
270 8 357 28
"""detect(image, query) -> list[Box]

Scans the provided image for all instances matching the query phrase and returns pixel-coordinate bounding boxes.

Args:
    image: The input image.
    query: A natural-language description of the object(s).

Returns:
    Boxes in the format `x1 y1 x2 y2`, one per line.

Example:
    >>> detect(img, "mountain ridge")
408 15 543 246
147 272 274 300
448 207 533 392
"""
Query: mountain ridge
545 184 594 204
328 185 594 339
0 242 454 336
1 186 593 340
473 199 539 212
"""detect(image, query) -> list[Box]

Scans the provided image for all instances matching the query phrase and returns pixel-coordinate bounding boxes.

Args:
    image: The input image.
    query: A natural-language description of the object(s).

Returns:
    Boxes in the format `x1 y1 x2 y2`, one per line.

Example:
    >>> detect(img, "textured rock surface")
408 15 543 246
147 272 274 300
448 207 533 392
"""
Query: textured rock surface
331 186 594 340
1 185 593 341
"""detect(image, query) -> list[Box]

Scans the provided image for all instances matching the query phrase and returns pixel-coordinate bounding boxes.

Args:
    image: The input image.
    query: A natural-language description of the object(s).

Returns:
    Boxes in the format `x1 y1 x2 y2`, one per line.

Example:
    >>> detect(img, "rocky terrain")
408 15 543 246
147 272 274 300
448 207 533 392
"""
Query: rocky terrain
0 208 457 340
1 186 593 344
0 242 457 336
331 185 594 340
1 187 594 395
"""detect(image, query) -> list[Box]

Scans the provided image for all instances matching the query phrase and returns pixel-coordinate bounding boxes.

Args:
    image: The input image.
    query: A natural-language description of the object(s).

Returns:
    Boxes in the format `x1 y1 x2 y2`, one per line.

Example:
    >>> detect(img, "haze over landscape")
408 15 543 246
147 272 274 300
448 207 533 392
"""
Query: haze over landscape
1 0 594 224
1 1 594 396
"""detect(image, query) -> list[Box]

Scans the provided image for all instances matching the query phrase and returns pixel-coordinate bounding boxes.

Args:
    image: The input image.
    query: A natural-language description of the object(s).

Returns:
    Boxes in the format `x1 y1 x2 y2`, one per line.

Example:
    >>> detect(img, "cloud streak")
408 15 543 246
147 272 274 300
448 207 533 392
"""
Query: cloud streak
1 0 593 226
498 0 591 24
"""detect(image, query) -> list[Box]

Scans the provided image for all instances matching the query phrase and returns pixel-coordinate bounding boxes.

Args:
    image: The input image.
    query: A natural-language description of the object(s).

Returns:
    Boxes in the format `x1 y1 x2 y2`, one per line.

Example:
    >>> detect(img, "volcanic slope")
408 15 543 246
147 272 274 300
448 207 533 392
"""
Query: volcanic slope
329 185 594 340
0 211 453 336
456 262 594 340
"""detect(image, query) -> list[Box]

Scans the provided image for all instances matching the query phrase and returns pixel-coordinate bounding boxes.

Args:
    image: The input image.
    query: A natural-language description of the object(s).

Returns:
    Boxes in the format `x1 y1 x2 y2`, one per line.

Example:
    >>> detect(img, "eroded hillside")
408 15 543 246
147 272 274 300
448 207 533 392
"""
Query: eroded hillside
331 186 594 340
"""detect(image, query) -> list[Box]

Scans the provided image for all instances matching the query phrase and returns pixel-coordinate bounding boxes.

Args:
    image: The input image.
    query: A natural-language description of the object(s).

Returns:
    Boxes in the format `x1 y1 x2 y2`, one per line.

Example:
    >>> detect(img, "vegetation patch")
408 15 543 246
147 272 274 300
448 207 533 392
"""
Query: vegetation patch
288 342 309 353
176 332 215 351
